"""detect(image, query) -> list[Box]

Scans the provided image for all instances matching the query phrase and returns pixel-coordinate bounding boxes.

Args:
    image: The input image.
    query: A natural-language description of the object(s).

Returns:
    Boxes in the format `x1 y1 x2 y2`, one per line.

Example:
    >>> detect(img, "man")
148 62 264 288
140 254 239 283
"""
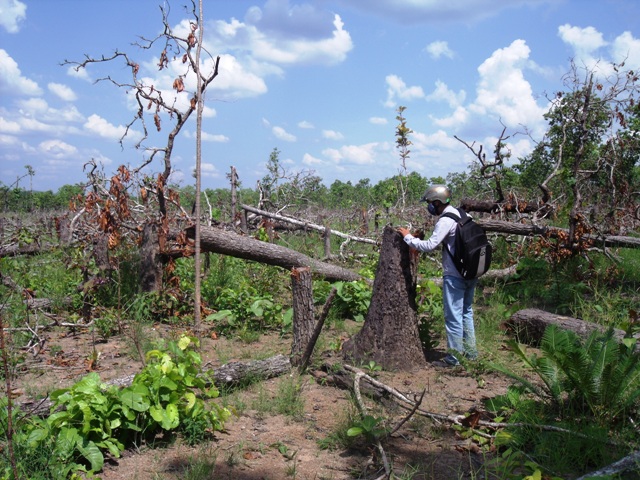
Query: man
397 184 478 367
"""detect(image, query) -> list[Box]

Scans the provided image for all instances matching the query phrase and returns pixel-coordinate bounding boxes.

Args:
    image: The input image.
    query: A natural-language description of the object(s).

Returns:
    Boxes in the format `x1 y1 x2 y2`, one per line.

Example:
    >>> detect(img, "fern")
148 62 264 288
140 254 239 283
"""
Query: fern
500 325 640 425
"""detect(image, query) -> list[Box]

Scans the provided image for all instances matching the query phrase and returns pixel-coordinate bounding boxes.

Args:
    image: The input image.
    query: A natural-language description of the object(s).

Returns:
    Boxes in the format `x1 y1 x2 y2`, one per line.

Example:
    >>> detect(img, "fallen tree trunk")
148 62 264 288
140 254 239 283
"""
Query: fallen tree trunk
503 308 628 346
476 219 640 249
186 225 362 282
241 204 378 245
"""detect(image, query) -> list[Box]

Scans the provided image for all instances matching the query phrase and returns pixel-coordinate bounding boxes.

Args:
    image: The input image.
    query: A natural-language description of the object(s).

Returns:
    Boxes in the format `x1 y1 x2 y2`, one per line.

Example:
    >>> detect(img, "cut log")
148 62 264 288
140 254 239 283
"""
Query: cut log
290 267 315 367
504 308 627 346
187 225 362 282
476 219 640 249
341 226 427 370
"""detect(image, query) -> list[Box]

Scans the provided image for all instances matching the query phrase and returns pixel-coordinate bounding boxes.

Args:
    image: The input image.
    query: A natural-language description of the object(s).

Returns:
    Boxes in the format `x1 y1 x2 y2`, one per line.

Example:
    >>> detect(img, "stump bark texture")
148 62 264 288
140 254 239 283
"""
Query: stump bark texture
290 267 315 366
342 226 426 370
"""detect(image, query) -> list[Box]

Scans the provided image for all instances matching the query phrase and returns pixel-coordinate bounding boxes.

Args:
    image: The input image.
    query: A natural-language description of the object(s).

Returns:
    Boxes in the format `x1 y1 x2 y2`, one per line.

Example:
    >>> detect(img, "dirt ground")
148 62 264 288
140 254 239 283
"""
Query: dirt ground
12 321 514 480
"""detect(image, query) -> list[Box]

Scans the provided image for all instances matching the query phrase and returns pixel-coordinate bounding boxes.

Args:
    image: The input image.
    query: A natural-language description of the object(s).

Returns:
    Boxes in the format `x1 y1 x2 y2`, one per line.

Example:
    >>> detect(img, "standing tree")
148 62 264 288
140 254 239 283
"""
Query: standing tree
516 61 640 252
63 1 220 294
395 105 412 212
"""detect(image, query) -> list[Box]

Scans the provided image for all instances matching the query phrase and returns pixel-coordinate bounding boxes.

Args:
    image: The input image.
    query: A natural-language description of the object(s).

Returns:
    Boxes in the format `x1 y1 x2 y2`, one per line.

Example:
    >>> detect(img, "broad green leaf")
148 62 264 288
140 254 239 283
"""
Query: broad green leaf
164 403 180 429
150 405 164 423
178 335 191 351
120 386 151 412
77 440 104 472
347 427 363 437
184 392 196 411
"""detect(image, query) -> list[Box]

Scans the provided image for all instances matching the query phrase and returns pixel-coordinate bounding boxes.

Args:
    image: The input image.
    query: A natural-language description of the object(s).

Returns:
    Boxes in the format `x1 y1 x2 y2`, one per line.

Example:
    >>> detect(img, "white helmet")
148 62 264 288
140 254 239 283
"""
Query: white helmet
420 184 451 204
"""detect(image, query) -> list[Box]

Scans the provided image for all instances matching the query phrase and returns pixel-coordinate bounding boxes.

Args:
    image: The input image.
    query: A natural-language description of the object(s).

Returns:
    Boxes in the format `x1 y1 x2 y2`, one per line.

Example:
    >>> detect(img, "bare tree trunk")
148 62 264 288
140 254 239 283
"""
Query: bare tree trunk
230 166 237 224
188 225 362 282
323 224 331 258
342 226 427 370
140 222 163 292
290 267 315 366
504 308 628 346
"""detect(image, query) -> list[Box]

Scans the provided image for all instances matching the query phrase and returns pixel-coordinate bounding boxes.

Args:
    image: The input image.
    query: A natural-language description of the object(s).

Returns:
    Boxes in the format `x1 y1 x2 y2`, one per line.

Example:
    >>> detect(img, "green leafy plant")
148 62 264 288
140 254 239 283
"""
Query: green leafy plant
5 335 230 478
330 281 372 322
496 325 640 424
363 360 382 375
346 415 387 441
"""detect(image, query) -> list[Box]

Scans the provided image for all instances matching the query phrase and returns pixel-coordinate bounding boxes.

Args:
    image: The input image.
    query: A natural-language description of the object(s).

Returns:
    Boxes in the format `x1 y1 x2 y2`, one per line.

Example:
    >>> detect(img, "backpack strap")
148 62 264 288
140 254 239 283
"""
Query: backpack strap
439 208 463 261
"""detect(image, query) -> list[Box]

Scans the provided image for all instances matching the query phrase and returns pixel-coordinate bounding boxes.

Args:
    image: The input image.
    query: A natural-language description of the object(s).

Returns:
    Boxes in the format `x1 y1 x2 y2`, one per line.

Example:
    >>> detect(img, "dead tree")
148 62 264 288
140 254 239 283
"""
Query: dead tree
504 308 629 346
342 226 426 370
186 225 362 282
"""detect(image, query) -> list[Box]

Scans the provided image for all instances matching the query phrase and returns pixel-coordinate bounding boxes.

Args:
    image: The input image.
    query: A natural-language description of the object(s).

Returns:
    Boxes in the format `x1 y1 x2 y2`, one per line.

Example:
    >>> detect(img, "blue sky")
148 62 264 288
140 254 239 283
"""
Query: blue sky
1 0 639 193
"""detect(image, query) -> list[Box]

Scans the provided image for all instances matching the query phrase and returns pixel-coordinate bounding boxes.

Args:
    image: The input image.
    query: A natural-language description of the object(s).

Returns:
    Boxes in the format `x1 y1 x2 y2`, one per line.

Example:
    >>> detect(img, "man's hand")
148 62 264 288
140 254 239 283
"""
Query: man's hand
397 227 411 237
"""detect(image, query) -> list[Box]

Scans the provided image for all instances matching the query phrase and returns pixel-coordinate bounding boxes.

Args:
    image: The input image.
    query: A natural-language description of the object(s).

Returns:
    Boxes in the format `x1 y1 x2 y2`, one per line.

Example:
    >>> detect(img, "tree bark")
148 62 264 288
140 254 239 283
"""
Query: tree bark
140 221 163 292
186 225 362 282
290 267 315 366
341 226 427 370
476 219 640 249
504 308 628 346
241 204 377 245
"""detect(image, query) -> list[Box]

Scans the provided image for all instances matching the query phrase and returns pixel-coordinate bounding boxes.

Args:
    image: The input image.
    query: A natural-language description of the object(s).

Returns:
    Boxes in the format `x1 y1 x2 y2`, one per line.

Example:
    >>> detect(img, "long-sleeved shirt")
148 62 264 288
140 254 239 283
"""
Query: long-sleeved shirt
402 204 462 278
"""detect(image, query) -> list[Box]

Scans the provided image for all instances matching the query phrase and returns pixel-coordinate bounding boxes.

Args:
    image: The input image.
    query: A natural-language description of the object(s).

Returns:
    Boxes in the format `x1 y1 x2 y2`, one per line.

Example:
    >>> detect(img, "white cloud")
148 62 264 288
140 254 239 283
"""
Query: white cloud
322 143 381 165
611 31 640 69
432 105 470 128
66 65 91 81
333 0 555 24
202 132 229 142
302 152 324 165
222 13 353 66
472 40 547 130
426 80 466 108
0 49 42 95
298 120 314 129
272 125 296 141
428 39 547 139
201 53 270 99
0 116 21 134
322 129 344 140
369 117 388 125
425 41 454 59
0 0 26 33
17 98 84 124
84 114 128 140
48 83 77 102
558 24 606 68
38 139 78 158
200 162 220 178
384 74 425 107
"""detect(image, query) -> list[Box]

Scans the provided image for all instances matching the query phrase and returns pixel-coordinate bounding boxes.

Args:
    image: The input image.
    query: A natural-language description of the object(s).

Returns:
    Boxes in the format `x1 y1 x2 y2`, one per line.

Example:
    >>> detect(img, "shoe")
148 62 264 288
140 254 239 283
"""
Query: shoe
432 354 460 367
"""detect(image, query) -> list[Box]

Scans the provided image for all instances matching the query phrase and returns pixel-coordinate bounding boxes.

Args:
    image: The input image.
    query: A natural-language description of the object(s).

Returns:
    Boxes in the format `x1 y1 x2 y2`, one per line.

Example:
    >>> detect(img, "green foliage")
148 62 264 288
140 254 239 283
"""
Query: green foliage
346 414 387 441
1 335 230 478
486 325 640 477
328 281 372 322
500 325 640 424
416 279 443 352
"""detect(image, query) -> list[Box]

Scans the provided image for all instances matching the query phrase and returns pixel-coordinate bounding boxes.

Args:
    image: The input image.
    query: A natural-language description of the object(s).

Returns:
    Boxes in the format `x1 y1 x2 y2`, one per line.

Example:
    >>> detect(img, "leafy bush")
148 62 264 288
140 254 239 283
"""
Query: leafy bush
486 325 640 477
1 335 230 478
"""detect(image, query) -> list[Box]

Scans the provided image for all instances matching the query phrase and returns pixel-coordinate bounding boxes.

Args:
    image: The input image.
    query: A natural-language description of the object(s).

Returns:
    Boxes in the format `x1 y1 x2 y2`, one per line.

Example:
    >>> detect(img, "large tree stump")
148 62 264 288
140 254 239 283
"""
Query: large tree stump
341 226 427 370
504 308 628 346
290 267 315 366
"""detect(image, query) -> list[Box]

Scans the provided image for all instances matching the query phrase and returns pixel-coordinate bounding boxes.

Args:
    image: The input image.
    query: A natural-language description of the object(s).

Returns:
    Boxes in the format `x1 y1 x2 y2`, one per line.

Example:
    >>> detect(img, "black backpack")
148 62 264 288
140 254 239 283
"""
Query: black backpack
441 208 492 280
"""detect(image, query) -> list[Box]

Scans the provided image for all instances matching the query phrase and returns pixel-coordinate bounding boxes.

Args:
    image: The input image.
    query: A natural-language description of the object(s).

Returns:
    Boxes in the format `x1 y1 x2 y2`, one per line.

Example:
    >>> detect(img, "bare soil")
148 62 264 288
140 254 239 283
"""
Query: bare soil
12 322 514 480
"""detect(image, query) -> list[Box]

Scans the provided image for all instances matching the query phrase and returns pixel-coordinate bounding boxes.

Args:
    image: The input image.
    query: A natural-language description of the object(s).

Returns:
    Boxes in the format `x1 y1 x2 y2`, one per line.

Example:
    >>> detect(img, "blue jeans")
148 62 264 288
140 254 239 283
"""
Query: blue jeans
442 275 478 359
